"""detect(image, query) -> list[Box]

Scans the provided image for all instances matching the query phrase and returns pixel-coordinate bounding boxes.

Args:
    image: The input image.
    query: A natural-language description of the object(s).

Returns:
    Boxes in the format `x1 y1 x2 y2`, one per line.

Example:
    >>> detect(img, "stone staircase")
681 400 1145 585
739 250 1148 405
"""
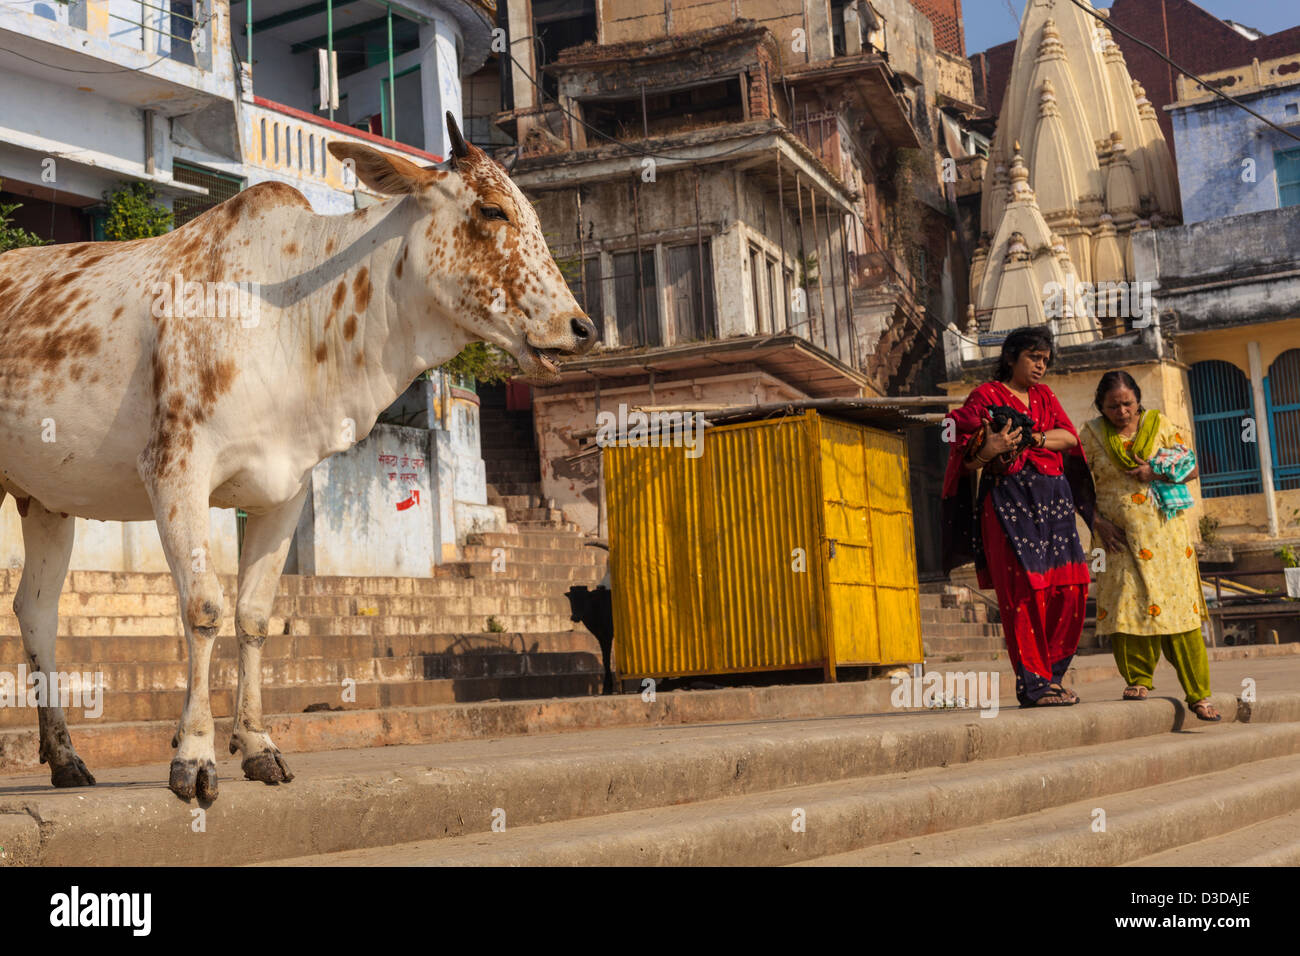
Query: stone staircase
479 384 579 532
0 528 607 771
918 583 1005 661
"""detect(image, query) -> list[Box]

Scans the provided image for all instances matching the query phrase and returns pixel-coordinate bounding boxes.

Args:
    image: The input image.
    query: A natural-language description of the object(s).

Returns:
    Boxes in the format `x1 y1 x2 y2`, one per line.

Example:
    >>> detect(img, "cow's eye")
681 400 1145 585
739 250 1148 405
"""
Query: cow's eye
479 205 509 222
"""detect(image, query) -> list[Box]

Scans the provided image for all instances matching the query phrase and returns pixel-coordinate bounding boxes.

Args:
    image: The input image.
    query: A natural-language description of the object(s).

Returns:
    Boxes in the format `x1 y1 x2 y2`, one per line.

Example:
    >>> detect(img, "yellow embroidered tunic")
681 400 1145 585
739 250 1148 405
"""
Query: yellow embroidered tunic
1080 411 1208 637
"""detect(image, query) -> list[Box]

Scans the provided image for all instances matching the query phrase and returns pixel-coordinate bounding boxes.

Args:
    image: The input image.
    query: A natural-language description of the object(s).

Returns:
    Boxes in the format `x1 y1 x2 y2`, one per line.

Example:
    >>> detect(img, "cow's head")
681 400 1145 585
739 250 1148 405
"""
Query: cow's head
327 114 596 381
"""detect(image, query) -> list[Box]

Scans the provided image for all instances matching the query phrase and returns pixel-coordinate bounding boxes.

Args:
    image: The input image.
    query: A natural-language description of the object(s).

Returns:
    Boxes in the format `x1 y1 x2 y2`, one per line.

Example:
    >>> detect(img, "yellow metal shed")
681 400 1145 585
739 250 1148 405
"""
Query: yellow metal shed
604 408 924 681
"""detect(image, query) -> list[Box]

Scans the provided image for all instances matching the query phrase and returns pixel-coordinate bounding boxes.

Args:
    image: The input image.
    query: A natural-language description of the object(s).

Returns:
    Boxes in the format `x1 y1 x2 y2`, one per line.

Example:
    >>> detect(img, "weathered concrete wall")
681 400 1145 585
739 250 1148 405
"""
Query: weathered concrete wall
537 163 834 348
534 371 807 534
1171 85 1300 225
0 499 239 574
291 424 439 578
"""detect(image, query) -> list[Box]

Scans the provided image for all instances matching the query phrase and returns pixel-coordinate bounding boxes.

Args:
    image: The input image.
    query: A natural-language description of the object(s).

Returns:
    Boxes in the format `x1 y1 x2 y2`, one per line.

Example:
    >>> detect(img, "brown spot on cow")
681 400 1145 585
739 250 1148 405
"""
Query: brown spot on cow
343 314 357 340
169 505 177 520
198 358 237 406
352 268 372 312
394 252 404 279
325 236 337 255
315 343 328 363
331 281 347 312
283 242 299 256
355 350 365 366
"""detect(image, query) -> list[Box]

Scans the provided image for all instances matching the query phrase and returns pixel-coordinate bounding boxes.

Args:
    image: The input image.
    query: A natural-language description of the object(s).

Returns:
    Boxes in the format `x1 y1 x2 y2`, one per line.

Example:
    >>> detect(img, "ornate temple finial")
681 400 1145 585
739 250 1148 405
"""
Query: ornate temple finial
1039 18 1066 59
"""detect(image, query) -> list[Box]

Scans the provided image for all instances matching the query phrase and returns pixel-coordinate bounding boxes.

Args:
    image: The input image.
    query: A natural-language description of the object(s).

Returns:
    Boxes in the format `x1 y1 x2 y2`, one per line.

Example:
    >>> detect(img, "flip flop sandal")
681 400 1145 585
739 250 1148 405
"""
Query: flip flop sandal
1049 683 1080 704
1032 690 1076 706
1191 699 1222 722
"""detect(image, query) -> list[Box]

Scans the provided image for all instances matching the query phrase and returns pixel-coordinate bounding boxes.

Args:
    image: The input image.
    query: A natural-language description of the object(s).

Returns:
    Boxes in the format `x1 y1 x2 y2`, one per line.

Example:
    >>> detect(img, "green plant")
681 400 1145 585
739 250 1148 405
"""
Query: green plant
1199 515 1220 544
438 342 518 385
102 182 172 240
796 252 819 288
0 182 49 253
485 615 505 633
1276 546 1300 569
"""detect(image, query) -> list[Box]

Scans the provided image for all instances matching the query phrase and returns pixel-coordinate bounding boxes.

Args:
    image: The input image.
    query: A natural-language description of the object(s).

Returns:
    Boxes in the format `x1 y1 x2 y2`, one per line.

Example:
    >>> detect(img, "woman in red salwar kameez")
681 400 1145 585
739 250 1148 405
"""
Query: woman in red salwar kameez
942 327 1096 707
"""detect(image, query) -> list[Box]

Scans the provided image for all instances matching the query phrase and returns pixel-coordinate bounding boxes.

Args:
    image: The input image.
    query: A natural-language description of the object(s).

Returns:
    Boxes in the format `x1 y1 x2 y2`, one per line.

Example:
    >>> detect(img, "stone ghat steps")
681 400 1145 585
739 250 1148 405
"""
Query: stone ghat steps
267 698 1300 867
0 661 603 731
0 610 584 640
0 629 598 666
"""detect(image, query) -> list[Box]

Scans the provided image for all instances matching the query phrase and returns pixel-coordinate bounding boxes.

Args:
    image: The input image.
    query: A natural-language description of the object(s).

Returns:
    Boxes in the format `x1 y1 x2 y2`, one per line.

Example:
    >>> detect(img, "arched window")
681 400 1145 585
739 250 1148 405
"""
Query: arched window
1266 349 1300 491
1189 360 1262 497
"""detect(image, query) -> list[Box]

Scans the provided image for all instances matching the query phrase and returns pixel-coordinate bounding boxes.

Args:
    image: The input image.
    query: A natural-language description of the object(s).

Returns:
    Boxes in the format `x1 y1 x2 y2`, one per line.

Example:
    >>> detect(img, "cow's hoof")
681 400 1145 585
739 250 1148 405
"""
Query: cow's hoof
242 751 294 785
169 758 218 801
50 756 96 788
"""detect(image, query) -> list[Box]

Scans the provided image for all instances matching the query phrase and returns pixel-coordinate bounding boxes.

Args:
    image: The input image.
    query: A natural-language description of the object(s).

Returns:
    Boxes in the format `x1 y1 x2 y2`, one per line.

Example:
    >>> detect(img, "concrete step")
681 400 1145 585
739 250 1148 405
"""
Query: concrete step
487 481 544 497
463 562 601 582
0 648 601 699
0 629 599 666
1123 807 1300 866
805 749 1300 867
0 689 1267 866
0 667 605 731
275 720 1300 866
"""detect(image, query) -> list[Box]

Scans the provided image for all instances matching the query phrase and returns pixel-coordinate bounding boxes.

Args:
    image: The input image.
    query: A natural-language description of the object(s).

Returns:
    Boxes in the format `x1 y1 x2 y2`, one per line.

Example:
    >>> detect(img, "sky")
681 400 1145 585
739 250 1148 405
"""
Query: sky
962 0 1300 56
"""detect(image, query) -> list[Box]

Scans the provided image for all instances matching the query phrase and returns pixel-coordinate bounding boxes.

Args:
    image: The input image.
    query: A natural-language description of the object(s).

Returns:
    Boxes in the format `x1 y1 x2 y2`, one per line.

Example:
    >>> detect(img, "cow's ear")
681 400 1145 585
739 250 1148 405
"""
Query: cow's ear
327 142 430 195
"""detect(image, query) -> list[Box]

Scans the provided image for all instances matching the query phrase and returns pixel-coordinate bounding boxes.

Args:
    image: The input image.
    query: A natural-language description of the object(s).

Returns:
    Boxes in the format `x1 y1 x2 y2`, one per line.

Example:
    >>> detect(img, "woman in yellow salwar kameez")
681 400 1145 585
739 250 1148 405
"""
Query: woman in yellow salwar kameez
1081 371 1221 721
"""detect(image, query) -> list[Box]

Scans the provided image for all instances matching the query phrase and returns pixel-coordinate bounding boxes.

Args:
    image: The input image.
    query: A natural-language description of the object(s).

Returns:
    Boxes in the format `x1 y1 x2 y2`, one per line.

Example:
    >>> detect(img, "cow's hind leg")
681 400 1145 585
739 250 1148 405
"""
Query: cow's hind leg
15 500 94 787
143 471 224 801
230 487 307 784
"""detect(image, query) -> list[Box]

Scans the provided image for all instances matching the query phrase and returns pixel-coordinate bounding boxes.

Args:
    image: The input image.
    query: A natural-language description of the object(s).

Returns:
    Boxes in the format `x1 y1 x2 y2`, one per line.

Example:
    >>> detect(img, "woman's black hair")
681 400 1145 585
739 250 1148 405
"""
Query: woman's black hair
995 325 1056 382
1094 370 1143 413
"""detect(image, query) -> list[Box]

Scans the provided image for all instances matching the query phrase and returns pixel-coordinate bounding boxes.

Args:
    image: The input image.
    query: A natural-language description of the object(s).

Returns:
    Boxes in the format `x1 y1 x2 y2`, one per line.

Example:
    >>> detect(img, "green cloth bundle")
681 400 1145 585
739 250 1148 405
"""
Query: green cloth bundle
1101 411 1196 520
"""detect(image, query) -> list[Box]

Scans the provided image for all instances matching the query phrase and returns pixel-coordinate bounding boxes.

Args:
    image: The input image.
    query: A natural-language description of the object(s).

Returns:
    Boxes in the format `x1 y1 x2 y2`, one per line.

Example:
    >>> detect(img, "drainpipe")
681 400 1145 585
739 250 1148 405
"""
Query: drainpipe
1247 340 1280 537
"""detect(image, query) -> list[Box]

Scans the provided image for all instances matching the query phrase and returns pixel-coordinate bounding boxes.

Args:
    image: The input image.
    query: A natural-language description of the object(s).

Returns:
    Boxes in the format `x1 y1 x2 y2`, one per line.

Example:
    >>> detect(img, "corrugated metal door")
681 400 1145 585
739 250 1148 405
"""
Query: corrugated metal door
701 417 826 674
861 428 923 664
605 439 710 677
818 417 879 666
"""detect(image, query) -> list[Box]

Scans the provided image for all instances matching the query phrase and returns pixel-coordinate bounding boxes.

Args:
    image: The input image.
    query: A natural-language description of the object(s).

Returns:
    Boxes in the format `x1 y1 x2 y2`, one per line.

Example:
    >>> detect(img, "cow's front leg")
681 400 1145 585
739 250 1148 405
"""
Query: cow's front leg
143 467 224 801
230 487 307 785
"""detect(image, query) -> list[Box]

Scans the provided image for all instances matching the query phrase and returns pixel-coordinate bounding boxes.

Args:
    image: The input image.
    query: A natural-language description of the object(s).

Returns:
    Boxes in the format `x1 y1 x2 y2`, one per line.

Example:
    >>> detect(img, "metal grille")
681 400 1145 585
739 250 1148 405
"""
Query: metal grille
1189 360 1262 498
1266 348 1300 491
171 162 244 227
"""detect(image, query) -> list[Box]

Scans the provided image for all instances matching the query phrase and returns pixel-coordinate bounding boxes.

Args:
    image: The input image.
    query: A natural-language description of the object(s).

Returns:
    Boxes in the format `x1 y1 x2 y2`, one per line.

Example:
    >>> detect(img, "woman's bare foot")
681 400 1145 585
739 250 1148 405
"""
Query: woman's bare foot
1123 685 1148 701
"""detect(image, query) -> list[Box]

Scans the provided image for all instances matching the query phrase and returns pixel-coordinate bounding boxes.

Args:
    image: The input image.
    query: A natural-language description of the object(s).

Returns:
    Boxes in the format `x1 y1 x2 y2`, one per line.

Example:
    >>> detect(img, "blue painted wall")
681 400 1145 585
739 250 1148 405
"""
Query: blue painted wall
1172 82 1300 225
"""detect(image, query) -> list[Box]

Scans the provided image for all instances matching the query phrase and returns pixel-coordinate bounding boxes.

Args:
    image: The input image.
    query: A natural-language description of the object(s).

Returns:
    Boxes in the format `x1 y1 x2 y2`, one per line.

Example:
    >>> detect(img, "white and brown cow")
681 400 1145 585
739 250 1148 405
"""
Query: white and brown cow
0 114 594 800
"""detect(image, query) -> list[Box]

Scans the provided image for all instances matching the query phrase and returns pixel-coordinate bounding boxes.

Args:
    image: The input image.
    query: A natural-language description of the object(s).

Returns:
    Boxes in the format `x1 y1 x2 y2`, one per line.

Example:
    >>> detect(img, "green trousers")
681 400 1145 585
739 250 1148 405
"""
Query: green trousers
1110 628 1212 705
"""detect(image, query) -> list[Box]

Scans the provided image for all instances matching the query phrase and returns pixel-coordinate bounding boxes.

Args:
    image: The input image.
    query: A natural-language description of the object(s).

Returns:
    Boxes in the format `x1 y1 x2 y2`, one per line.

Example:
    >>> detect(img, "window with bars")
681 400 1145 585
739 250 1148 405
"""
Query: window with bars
1277 148 1300 209
1189 360 1263 498
1266 348 1300 492
564 255 604 340
612 250 660 348
171 162 245 227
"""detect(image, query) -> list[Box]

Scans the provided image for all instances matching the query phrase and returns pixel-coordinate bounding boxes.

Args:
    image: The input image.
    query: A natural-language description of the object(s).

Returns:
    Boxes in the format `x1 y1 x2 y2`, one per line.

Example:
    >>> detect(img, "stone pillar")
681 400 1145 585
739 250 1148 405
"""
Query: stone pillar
420 17 464 159
1247 341 1280 538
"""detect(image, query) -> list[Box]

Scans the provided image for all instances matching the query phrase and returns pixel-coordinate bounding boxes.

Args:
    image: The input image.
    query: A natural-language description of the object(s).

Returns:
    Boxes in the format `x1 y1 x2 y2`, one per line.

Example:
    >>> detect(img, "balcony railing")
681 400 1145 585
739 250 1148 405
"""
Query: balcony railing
242 97 441 195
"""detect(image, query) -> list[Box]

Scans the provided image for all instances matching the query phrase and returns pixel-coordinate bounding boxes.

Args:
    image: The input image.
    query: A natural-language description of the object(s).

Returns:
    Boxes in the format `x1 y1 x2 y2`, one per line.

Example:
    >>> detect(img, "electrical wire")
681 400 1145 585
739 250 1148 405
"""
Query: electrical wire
1067 0 1300 145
